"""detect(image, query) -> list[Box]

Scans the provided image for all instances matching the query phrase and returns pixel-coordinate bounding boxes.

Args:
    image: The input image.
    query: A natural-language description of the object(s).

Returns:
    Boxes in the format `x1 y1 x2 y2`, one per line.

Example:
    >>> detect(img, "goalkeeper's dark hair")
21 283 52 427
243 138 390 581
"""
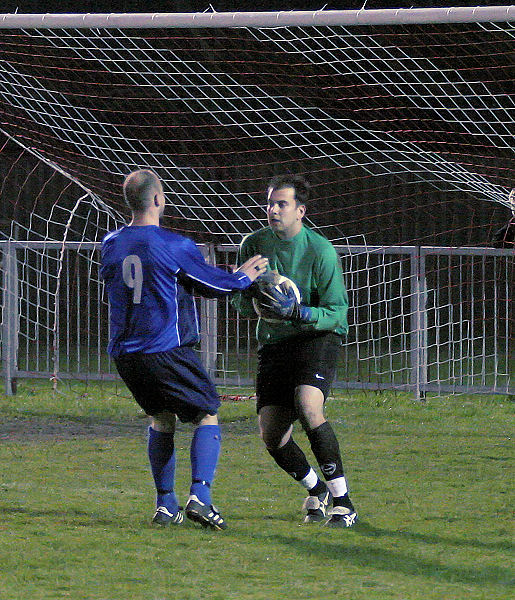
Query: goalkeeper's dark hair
123 169 162 213
268 174 311 206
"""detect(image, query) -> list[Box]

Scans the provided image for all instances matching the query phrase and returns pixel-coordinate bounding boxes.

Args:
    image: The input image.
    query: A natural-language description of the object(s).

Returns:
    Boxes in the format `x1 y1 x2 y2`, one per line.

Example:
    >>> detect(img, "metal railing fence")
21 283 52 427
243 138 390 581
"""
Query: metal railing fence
1 241 512 397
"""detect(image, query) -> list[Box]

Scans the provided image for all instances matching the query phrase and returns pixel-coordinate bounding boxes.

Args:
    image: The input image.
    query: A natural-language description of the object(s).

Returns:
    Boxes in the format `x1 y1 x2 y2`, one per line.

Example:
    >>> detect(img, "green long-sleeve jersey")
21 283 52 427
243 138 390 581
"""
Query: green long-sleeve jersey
232 225 348 346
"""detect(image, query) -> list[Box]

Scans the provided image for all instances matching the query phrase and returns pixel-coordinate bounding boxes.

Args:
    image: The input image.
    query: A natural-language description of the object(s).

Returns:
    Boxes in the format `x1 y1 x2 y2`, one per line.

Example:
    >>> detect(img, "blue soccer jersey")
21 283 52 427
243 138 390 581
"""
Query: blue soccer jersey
101 225 251 357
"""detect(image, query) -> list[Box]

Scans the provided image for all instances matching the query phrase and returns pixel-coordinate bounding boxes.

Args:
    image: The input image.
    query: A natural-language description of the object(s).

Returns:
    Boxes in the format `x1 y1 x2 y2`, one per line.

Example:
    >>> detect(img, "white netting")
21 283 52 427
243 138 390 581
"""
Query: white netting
1 20 513 245
0 14 513 395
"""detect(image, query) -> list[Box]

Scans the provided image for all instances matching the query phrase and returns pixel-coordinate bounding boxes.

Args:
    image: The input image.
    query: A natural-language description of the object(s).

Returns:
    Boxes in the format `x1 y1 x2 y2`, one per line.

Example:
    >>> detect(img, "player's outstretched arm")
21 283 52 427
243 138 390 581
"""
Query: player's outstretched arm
234 255 269 282
175 240 269 297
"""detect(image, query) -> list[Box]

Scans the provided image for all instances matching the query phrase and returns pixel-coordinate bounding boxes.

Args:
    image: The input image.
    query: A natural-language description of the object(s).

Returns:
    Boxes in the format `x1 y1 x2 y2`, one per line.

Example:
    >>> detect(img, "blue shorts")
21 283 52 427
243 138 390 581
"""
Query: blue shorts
114 346 220 423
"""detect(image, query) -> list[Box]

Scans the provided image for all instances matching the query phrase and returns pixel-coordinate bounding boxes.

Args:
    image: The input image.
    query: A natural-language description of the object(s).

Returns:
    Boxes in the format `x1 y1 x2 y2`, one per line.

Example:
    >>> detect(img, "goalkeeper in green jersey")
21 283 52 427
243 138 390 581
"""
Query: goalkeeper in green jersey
232 174 357 528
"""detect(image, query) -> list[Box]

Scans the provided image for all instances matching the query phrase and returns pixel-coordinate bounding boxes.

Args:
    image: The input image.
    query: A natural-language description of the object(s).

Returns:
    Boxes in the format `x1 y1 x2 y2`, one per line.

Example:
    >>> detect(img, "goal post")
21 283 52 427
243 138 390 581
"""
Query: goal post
0 8 513 396
1 6 514 28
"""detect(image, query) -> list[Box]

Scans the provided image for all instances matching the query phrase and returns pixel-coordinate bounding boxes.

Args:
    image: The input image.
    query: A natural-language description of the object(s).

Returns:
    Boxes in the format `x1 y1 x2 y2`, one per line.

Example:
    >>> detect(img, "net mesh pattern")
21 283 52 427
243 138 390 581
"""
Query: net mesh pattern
0 20 512 395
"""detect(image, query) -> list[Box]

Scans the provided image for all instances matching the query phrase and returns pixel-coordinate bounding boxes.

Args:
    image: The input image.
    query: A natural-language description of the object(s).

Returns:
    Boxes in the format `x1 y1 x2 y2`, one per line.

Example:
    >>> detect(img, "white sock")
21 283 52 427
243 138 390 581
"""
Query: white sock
326 476 348 498
299 468 319 490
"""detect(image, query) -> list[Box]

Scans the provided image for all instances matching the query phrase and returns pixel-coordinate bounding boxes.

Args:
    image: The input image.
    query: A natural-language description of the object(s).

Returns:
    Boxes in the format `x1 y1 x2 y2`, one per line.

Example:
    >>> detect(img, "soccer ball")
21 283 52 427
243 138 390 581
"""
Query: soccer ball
252 272 301 323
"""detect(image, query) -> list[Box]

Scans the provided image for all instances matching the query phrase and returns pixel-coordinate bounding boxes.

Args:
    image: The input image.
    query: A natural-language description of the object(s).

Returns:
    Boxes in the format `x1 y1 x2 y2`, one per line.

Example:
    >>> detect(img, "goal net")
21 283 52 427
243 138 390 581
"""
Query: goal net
0 8 513 396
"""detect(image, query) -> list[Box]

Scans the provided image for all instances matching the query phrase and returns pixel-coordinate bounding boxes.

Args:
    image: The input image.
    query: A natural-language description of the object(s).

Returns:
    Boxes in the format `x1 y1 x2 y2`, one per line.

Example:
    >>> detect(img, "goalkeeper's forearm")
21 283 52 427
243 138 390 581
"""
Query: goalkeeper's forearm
291 303 314 323
266 300 314 323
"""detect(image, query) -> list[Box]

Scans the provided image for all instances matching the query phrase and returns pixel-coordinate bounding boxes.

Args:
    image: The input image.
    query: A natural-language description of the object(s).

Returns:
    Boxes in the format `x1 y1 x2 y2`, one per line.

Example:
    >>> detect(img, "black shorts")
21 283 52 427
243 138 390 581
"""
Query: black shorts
114 346 220 423
256 332 342 413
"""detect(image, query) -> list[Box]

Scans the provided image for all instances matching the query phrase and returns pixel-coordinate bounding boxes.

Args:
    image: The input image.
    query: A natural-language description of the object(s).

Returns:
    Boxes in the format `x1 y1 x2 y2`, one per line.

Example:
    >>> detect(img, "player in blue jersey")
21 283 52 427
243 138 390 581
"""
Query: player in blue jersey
101 169 268 530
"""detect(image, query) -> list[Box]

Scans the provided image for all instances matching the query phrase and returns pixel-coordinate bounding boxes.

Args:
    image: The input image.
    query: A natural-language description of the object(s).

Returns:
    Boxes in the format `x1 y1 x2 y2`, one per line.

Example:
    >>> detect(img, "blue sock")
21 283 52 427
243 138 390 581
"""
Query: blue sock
189 424 221 505
148 427 178 513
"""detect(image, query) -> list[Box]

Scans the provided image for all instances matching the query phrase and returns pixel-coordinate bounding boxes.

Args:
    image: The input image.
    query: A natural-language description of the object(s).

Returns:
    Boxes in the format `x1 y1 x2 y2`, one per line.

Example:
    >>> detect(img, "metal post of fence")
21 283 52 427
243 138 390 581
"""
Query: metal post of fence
419 250 428 397
200 243 218 379
1 241 19 395
410 247 427 400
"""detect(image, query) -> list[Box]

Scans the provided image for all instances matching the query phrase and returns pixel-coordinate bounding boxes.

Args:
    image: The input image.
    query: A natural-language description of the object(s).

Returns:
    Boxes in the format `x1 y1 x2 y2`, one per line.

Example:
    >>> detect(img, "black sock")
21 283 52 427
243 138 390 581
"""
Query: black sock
306 421 344 481
308 480 327 496
333 493 355 512
267 437 311 481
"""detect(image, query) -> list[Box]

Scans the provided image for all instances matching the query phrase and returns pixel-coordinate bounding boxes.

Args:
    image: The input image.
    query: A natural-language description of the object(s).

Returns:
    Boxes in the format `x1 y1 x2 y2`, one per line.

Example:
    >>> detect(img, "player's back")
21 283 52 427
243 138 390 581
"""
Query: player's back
101 225 199 356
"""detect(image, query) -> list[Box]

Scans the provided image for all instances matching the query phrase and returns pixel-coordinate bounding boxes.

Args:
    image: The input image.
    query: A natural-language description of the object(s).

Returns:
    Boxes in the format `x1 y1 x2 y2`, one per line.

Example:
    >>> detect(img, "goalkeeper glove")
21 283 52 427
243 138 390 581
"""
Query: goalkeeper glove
258 285 313 323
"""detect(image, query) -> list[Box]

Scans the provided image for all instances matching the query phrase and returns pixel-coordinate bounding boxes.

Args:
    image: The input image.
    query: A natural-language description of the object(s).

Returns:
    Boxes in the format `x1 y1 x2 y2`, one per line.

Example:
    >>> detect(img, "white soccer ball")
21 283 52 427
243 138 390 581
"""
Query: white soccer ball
252 272 301 323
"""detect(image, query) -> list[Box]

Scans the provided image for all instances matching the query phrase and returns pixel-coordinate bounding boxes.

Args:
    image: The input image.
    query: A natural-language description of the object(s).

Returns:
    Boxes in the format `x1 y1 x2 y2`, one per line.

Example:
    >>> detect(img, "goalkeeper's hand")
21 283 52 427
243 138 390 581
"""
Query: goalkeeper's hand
257 285 313 323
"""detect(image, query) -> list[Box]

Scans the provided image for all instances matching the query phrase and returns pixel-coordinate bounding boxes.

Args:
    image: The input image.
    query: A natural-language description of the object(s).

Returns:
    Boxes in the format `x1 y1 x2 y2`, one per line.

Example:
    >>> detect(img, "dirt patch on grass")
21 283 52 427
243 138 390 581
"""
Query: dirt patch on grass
0 414 258 441
0 416 147 441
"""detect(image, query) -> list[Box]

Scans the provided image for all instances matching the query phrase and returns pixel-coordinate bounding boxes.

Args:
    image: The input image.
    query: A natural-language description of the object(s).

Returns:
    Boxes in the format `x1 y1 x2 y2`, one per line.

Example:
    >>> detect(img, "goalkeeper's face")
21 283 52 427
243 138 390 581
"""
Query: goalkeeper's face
267 186 305 239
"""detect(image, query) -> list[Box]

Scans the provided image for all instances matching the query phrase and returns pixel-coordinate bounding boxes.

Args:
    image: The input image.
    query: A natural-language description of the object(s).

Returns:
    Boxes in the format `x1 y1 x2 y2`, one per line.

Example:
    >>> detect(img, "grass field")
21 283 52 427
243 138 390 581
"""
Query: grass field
0 380 513 600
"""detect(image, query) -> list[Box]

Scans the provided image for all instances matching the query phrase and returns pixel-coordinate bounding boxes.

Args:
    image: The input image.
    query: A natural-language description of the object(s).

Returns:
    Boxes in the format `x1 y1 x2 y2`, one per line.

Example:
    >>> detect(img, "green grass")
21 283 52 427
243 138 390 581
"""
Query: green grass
0 380 513 600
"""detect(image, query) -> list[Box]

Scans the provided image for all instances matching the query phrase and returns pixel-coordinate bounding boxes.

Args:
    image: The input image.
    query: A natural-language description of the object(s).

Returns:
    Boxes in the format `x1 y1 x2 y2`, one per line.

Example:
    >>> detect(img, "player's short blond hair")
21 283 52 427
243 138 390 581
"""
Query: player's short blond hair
123 169 162 212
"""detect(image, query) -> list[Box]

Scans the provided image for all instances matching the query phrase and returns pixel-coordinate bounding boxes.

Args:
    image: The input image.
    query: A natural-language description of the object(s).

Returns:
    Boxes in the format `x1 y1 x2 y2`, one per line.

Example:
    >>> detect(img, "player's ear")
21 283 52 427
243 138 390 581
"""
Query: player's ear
154 194 160 207
298 203 306 219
